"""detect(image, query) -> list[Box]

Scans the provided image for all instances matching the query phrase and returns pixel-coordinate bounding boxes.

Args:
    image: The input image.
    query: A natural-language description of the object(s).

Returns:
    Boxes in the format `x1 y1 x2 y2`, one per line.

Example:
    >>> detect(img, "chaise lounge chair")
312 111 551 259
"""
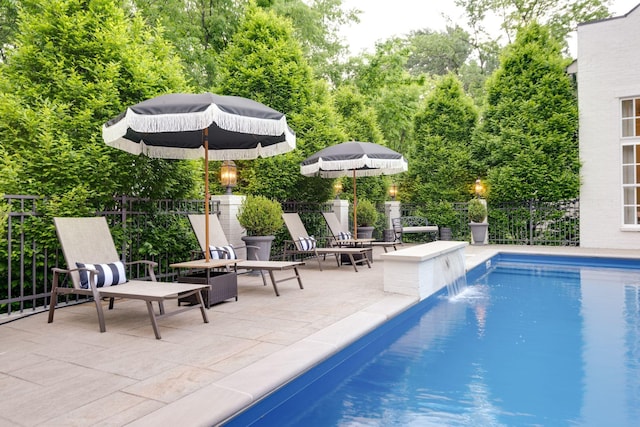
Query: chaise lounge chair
322 211 400 253
188 214 304 296
49 217 210 339
282 212 372 272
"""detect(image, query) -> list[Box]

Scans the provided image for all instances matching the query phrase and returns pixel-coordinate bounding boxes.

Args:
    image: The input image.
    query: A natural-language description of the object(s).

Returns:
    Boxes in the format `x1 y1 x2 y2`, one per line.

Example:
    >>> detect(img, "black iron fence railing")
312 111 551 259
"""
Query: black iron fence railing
400 199 579 245
1 195 579 323
0 195 219 322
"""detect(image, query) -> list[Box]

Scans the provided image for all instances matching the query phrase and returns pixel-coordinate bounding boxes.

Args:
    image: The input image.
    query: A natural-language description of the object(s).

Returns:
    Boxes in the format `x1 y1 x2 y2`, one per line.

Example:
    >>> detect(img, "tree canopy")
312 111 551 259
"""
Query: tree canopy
0 0 198 210
472 22 580 202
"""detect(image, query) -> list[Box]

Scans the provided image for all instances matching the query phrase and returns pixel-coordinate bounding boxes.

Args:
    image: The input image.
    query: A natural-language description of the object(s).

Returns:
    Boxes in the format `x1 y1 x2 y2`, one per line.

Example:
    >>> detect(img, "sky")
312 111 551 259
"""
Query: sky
339 0 640 56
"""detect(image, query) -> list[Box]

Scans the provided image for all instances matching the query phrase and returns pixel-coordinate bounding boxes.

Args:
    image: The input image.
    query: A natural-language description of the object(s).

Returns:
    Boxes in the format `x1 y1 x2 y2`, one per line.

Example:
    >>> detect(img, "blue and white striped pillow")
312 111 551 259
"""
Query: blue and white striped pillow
75 261 127 289
338 231 352 240
298 236 316 250
209 245 237 260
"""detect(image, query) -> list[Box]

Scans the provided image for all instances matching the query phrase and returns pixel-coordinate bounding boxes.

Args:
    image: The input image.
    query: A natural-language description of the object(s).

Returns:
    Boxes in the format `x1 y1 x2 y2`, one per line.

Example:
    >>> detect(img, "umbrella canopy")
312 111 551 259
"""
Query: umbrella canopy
300 141 407 236
103 92 295 261
103 92 295 159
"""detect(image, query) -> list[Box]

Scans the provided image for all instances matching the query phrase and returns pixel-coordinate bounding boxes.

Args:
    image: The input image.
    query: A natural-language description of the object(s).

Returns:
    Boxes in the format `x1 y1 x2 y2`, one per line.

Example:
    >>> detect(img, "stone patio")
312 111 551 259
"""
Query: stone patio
1 244 638 426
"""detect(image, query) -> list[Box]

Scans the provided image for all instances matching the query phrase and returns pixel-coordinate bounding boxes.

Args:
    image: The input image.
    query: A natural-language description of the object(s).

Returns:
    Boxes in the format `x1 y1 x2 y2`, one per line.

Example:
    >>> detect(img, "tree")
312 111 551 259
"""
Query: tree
405 73 477 208
0 0 19 62
332 84 388 204
405 26 472 76
131 0 249 89
472 23 579 202
455 0 611 53
339 38 430 160
214 3 342 202
268 0 358 79
0 0 198 207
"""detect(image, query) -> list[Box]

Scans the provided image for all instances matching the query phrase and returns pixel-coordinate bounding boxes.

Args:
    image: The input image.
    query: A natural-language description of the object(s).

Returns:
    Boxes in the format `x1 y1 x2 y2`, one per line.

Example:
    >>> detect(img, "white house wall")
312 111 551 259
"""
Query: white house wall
577 5 640 248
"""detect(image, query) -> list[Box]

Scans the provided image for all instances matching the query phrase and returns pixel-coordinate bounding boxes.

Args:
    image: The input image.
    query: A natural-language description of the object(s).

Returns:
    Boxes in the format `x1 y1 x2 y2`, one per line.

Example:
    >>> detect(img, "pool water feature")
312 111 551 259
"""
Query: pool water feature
225 254 640 426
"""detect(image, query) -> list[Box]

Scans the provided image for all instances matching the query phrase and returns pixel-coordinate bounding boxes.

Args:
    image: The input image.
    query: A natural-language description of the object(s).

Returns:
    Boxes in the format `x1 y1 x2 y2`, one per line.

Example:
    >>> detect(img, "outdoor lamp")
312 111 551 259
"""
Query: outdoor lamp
333 181 343 199
389 183 398 200
475 178 483 197
220 160 237 194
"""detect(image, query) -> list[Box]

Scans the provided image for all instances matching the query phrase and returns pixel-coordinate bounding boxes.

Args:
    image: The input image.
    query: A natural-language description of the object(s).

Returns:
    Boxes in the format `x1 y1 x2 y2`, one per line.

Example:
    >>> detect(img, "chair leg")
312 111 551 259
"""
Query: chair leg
347 255 359 272
195 291 209 323
259 269 268 287
294 267 304 290
47 275 59 324
89 286 107 333
108 297 115 310
145 300 162 340
268 270 280 296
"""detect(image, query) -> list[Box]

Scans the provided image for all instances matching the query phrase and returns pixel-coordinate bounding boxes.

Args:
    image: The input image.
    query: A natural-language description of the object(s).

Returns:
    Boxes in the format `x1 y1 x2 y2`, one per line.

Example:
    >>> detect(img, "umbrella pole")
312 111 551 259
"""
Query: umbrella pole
204 128 210 262
353 170 357 238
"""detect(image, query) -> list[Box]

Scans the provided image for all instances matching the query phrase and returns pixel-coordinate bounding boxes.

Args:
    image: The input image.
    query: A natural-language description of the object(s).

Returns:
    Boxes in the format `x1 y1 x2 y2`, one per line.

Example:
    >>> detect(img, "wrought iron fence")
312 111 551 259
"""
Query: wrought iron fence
0 195 218 323
1 195 579 323
401 199 579 245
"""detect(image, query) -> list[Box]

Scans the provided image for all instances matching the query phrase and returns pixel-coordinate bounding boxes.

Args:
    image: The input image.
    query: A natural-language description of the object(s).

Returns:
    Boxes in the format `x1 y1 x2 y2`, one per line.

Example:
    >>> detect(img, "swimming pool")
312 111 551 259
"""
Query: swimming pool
225 253 640 426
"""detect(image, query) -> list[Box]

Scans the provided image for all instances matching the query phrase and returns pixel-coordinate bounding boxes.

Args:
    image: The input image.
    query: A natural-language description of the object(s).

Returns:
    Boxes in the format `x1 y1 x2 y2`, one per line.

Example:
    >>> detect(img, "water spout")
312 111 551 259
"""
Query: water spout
444 250 467 297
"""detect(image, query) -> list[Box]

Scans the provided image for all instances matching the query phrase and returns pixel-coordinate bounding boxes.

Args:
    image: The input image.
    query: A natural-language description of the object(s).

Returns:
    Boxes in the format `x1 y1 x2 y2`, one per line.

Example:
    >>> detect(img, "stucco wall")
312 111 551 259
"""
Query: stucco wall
577 6 640 248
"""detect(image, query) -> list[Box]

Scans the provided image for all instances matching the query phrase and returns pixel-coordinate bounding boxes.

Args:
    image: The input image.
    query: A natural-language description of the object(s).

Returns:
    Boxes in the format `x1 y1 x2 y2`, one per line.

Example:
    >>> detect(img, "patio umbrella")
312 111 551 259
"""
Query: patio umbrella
102 92 295 261
300 141 407 237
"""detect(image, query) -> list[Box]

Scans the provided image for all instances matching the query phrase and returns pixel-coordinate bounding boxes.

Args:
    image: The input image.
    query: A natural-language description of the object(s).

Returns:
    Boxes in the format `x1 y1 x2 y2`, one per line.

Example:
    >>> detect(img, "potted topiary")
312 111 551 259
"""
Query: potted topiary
237 195 284 261
354 198 379 239
468 198 488 245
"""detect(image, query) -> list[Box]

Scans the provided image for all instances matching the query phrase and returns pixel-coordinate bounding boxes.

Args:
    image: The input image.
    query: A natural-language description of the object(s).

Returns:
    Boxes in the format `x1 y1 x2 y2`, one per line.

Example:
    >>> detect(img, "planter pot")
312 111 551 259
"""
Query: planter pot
241 235 275 261
469 222 488 245
356 226 375 239
440 227 452 241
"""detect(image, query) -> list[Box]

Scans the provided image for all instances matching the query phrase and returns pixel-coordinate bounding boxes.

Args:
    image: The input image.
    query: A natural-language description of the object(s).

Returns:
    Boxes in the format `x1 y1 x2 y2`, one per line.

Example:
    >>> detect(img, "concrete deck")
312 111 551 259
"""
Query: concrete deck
1 244 639 426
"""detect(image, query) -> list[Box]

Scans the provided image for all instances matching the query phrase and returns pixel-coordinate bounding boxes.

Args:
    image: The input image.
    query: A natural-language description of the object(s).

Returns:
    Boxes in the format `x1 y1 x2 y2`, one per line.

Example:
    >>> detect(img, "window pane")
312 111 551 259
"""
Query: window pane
623 145 634 163
635 98 640 116
623 165 635 183
624 206 636 224
624 187 635 204
636 118 640 136
623 118 634 137
622 99 633 118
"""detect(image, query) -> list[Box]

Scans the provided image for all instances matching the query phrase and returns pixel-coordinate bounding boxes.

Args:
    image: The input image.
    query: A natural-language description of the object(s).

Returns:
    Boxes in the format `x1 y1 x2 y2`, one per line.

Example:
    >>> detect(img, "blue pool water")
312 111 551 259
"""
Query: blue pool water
226 254 640 426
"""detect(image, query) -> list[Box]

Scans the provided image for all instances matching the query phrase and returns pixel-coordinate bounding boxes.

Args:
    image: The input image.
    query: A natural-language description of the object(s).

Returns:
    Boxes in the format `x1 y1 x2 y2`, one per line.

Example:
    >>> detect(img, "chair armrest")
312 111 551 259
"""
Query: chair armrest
125 260 158 281
52 266 99 290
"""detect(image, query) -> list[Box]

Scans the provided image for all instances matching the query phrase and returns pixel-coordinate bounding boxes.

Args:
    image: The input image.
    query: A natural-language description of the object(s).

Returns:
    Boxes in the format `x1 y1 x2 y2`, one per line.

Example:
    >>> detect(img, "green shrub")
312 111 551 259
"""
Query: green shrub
354 198 379 226
468 198 488 223
237 195 284 236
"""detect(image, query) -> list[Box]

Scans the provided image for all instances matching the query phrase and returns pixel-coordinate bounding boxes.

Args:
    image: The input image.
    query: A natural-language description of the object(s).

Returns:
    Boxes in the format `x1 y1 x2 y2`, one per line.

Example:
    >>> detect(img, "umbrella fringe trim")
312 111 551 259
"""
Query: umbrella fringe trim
106 105 289 136
300 156 408 177
103 135 296 161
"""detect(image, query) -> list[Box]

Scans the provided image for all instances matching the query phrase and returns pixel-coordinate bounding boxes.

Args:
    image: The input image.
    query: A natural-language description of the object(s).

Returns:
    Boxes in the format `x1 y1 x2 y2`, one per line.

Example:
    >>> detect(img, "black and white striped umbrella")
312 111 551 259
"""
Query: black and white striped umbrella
300 141 407 236
102 92 295 261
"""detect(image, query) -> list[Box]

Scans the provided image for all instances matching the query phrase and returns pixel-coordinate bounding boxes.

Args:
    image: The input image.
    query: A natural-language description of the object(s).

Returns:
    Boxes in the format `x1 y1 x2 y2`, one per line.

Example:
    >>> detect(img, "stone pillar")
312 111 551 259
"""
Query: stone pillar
211 194 245 256
332 199 350 232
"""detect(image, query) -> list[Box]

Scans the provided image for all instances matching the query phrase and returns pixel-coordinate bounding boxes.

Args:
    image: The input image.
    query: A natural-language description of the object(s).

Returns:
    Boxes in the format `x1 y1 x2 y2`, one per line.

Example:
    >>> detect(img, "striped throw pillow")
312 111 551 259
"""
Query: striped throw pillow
75 261 127 289
338 231 352 240
298 236 316 250
209 245 237 260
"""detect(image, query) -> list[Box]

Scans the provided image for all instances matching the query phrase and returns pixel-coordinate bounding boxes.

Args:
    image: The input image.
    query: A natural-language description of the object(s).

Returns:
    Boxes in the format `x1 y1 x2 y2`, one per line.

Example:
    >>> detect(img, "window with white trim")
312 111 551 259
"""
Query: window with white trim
622 98 640 225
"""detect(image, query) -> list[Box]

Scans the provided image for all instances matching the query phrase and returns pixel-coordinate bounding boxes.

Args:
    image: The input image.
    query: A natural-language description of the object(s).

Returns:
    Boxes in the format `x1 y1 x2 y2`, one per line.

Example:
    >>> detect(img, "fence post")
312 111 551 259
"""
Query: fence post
529 199 534 245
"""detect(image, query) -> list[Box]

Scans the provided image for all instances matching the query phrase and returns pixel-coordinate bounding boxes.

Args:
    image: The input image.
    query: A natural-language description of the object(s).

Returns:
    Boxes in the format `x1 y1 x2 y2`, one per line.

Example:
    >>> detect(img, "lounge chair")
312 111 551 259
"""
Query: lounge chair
322 211 400 253
49 217 210 339
188 214 304 296
282 213 372 272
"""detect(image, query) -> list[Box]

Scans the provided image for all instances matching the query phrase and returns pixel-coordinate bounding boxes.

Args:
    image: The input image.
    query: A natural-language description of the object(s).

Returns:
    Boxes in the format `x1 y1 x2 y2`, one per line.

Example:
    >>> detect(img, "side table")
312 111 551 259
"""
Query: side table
171 259 242 308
